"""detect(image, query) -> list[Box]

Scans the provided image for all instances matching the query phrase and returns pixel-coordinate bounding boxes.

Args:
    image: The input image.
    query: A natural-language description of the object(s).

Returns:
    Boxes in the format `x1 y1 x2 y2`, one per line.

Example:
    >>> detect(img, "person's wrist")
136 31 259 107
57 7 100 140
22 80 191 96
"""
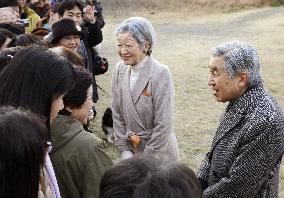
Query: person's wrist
89 19 96 24
121 151 133 159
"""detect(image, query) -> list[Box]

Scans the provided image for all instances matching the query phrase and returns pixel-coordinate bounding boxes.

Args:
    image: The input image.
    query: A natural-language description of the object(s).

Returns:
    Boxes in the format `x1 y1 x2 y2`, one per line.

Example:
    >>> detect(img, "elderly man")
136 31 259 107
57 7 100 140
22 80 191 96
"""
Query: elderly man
198 41 284 197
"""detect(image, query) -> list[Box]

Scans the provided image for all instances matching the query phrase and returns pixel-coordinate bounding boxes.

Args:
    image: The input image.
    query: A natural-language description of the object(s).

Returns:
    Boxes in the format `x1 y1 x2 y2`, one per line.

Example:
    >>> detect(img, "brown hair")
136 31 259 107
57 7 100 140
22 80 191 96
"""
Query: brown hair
49 46 84 67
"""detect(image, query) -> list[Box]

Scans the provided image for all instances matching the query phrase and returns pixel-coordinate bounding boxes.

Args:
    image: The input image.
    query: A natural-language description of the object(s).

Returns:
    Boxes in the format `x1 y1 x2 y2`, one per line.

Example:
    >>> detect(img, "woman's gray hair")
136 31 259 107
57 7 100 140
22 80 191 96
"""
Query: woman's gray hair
212 40 262 87
114 16 157 56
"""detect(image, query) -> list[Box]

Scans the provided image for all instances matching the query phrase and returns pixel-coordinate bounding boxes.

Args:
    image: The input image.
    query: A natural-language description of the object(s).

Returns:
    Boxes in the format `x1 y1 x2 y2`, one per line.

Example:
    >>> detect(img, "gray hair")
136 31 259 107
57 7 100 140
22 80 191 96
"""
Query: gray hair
212 40 262 87
114 16 156 55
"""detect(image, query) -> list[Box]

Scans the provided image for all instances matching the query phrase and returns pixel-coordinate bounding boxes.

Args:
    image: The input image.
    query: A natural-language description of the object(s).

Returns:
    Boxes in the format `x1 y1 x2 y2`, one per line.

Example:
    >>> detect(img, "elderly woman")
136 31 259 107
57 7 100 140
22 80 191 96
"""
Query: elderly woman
50 68 113 198
112 17 179 161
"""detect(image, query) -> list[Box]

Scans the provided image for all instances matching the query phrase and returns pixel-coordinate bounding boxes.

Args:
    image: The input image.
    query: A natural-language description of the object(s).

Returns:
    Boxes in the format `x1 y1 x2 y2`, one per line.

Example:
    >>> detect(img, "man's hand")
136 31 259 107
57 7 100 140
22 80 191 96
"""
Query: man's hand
83 5 96 23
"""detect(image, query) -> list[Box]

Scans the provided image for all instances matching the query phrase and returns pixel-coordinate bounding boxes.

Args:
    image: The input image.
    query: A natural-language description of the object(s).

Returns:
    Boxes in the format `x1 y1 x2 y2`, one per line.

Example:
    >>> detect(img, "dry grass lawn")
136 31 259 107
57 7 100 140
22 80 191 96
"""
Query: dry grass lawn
91 5 284 196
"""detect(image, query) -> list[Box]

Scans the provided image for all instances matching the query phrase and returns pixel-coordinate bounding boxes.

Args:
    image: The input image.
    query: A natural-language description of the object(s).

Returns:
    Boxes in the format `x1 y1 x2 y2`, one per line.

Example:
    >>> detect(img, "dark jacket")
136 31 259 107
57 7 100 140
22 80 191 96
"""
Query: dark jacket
50 114 113 198
0 23 25 35
198 84 284 198
79 21 103 102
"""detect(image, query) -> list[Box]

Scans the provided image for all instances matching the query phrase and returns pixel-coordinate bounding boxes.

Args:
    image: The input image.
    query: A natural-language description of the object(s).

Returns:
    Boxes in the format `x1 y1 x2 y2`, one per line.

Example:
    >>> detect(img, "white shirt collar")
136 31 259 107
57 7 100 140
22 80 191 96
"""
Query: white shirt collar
129 56 148 72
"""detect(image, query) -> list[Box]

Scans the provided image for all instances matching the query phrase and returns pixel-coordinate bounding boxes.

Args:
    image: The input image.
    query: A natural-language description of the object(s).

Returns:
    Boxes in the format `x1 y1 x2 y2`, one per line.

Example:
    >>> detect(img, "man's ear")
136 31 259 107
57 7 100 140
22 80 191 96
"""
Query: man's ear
238 72 249 87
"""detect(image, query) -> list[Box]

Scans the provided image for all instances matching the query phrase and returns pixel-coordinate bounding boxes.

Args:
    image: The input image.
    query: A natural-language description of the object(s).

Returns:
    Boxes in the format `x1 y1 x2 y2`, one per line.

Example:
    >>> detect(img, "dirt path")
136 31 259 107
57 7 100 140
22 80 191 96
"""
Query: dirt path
155 7 284 37
94 6 284 195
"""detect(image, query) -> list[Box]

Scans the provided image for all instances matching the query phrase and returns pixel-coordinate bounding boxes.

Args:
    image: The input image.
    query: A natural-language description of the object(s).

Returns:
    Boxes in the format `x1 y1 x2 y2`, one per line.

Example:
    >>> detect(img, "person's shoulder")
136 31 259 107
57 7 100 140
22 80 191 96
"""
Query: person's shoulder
149 57 172 79
77 130 101 145
150 57 168 69
249 88 283 128
115 60 128 73
149 57 171 75
79 131 112 164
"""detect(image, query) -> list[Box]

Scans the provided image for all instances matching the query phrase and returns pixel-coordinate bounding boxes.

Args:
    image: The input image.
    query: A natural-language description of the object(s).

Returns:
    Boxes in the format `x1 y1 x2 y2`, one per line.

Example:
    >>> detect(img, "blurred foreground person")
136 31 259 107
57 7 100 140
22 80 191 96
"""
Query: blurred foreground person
100 154 200 198
0 45 75 198
50 68 113 198
133 164 201 198
198 41 284 197
112 16 179 161
0 106 48 198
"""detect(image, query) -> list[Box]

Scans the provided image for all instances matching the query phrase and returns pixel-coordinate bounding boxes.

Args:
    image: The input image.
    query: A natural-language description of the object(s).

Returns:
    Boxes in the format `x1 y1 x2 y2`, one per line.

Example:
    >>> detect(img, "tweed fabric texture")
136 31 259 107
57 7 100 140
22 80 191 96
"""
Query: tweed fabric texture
198 84 284 198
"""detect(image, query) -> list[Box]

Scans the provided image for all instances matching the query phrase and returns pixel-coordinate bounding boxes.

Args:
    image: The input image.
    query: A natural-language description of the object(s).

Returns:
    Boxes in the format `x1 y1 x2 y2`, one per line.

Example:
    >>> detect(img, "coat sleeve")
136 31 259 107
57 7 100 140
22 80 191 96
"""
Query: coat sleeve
82 144 113 198
144 66 175 154
203 118 284 198
197 153 211 191
112 63 129 153
81 21 103 48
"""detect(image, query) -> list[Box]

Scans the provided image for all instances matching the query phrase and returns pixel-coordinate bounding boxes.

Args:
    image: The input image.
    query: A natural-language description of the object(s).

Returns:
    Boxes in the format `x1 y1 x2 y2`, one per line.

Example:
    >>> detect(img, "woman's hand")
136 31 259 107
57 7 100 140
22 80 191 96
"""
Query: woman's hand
121 151 133 160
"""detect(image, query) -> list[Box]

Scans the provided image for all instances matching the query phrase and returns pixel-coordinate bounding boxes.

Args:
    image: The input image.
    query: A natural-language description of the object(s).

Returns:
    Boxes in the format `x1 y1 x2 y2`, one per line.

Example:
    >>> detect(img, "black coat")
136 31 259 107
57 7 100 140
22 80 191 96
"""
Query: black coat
79 21 103 102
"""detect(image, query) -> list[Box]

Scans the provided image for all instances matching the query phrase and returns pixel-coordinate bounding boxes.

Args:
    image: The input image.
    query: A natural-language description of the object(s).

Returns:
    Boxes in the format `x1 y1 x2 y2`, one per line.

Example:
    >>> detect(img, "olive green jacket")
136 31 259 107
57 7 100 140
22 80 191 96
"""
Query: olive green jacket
50 114 113 198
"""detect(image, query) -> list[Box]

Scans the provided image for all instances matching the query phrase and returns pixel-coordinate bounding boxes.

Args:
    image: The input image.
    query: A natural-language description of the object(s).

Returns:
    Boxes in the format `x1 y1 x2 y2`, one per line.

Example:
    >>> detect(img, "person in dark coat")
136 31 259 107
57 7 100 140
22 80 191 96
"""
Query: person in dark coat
198 40 284 197
57 0 103 103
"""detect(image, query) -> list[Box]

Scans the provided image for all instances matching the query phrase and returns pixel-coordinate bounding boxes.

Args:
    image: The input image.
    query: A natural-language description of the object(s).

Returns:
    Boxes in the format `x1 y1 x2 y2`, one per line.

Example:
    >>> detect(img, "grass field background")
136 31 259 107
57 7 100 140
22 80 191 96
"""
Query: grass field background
91 3 284 195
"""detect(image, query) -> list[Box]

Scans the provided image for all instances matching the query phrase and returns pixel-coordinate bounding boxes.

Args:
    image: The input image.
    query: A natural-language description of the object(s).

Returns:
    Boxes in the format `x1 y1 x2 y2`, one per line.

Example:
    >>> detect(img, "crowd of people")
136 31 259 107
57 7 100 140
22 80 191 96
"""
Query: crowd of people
0 0 284 198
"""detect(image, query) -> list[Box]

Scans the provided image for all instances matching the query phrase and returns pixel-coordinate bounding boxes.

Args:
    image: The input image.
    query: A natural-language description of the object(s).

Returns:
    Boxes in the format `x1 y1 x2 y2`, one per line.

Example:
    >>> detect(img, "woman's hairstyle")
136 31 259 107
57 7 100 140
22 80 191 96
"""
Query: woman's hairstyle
60 67 93 115
58 0 84 16
0 46 23 73
114 17 156 56
15 34 47 47
100 153 201 198
100 154 170 198
0 106 48 198
211 40 262 87
49 46 84 67
133 164 202 198
0 45 75 127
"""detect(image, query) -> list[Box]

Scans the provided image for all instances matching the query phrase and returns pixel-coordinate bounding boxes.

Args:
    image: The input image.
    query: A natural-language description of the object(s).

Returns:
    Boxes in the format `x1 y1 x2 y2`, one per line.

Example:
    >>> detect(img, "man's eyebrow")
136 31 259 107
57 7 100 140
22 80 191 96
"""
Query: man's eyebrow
67 11 81 14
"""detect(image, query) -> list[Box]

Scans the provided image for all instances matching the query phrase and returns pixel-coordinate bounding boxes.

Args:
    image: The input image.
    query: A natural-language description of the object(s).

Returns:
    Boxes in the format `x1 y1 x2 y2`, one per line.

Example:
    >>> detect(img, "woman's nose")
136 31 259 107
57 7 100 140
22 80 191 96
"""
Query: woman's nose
120 47 128 54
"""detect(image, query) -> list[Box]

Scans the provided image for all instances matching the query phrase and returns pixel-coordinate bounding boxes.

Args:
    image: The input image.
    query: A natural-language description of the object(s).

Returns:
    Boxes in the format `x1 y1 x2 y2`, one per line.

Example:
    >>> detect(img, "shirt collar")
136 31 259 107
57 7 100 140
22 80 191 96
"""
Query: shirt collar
129 56 149 71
